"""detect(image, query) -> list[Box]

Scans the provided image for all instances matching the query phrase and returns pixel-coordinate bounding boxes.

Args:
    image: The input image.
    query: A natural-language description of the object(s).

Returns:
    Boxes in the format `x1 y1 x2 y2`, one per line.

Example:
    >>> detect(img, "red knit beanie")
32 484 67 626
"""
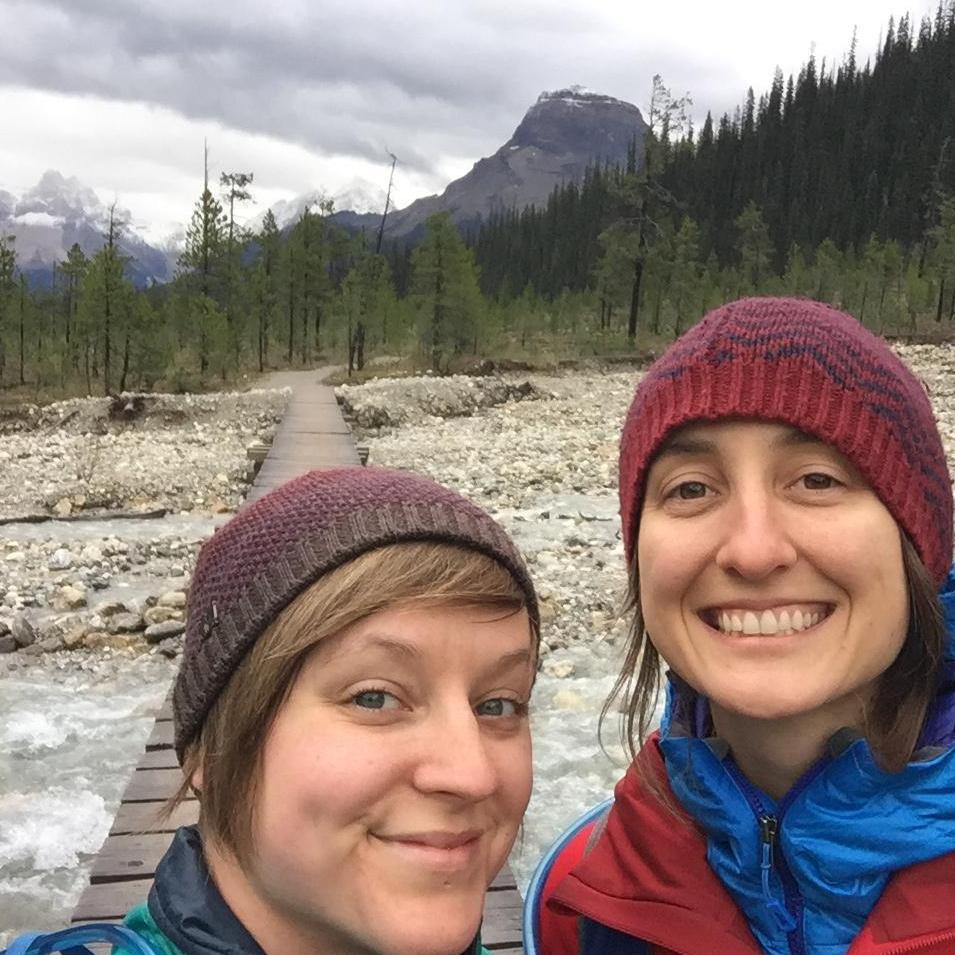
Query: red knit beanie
174 466 538 760
619 297 953 584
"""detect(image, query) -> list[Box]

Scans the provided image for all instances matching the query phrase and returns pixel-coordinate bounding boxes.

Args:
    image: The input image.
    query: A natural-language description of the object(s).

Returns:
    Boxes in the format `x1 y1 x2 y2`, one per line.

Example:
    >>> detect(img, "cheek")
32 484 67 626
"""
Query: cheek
637 525 691 630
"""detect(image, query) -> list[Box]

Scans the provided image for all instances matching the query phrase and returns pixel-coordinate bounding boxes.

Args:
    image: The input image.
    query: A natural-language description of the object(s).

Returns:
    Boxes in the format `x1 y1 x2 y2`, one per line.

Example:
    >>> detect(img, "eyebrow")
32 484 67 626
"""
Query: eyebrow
321 635 534 674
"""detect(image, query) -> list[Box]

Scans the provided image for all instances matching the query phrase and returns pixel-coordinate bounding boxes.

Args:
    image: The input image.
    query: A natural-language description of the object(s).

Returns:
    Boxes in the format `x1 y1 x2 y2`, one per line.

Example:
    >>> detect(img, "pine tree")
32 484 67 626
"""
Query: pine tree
0 235 16 384
179 177 228 374
410 213 484 371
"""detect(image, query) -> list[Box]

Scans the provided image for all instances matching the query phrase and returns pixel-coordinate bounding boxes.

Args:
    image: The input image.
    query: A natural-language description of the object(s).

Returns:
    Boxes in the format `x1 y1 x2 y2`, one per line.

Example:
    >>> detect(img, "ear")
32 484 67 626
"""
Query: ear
190 763 203 793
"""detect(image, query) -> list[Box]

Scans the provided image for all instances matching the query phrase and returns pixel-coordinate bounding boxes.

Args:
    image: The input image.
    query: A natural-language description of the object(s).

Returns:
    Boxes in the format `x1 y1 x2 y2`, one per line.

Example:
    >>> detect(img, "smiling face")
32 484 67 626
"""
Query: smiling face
637 420 909 727
206 601 534 955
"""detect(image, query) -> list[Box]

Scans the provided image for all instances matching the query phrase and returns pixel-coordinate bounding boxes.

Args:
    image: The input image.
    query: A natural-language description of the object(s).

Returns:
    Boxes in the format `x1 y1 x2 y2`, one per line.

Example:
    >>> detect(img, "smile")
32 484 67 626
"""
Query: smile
372 830 483 869
702 604 833 635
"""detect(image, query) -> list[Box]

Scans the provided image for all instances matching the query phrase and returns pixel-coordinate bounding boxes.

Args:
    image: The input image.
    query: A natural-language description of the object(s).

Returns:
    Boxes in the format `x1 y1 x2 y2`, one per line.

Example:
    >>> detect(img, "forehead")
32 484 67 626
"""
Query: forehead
654 419 830 458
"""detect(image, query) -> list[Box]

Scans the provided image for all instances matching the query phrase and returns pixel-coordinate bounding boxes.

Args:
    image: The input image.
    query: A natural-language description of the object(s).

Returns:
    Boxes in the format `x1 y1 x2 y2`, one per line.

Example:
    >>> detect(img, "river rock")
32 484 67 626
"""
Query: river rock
84 630 143 650
144 605 183 626
80 544 104 563
92 600 128 617
542 659 576 679
144 620 186 644
11 613 37 647
37 635 64 653
0 634 17 653
157 591 187 609
0 618 9 637
155 637 182 659
107 612 145 634
48 548 74 570
53 585 88 611
62 627 87 650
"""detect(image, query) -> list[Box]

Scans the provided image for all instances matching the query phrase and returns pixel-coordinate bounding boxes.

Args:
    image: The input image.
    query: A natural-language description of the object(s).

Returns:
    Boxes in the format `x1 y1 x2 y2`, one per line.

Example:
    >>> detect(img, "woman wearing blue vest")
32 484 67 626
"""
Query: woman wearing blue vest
532 297 955 954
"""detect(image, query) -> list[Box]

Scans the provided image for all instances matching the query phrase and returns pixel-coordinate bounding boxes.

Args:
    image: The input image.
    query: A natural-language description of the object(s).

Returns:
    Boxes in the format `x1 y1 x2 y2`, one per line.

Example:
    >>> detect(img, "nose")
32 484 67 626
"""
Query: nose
412 707 498 801
715 489 798 580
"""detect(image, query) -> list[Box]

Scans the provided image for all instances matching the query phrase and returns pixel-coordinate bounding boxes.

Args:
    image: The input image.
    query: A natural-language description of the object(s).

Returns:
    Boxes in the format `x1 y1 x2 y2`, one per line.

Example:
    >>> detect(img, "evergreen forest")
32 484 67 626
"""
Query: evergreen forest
2 3 955 398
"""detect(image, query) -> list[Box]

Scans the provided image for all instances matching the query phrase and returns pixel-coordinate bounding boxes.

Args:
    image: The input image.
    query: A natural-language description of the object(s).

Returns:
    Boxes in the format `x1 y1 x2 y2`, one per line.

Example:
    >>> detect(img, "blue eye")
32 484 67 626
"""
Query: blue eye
476 698 523 718
353 689 401 710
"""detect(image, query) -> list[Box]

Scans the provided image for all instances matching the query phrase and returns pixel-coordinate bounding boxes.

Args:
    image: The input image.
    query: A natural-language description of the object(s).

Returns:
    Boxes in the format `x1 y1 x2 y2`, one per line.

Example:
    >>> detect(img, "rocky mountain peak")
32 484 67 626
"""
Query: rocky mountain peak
508 86 646 157
349 86 647 240
15 169 112 224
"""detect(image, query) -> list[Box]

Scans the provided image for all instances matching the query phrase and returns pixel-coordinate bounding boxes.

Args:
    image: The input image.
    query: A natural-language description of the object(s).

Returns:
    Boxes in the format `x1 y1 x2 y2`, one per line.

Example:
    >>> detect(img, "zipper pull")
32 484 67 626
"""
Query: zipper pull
758 814 798 934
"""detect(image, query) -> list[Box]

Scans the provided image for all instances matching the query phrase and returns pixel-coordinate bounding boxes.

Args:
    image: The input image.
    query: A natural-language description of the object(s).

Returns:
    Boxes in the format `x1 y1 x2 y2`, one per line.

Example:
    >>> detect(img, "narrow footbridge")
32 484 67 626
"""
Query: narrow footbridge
72 370 523 953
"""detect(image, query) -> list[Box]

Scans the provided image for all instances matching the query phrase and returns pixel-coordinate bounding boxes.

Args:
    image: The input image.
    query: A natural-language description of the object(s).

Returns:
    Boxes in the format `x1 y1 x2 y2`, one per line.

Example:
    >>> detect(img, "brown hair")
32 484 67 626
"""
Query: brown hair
166 541 537 863
602 533 944 776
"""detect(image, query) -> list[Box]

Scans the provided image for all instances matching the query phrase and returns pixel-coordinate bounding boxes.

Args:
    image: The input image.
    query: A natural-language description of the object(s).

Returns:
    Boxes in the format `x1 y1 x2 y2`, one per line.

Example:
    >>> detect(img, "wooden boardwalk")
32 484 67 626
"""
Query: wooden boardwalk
72 370 524 952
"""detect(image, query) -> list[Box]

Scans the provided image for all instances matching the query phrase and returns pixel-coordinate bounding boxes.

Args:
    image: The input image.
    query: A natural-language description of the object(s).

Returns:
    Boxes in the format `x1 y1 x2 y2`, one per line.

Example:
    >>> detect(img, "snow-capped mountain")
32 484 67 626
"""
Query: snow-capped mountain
0 171 174 287
255 178 387 232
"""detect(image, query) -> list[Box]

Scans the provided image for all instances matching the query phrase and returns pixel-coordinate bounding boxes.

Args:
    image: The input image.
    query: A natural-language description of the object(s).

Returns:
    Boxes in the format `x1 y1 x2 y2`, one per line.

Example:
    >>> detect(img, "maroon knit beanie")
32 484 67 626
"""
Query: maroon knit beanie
173 466 538 760
619 297 953 584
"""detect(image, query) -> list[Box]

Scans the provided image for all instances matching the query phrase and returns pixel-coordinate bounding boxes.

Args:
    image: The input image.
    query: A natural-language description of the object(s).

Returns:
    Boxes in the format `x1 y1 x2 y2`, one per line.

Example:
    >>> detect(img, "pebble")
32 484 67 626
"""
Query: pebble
144 620 186 644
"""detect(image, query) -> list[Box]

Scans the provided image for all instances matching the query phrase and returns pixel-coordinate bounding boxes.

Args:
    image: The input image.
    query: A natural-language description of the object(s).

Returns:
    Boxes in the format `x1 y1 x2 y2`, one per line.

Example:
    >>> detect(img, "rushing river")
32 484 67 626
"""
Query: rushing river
0 497 659 943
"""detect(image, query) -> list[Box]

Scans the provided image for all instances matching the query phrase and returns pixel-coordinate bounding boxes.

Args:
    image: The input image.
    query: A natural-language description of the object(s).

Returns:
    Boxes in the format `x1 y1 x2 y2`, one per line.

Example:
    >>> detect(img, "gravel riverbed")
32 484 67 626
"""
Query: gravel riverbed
4 343 955 937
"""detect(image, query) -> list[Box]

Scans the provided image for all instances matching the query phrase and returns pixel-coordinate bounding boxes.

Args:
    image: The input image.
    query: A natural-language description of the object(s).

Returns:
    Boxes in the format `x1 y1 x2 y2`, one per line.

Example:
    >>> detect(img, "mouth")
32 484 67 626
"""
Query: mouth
381 830 482 850
700 603 834 636
373 830 484 869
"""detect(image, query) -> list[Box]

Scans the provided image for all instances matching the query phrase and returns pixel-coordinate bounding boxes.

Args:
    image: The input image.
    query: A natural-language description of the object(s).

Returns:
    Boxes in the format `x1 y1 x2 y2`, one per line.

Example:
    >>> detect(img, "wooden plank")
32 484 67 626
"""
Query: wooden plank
138 748 180 769
111 801 197 835
146 720 174 750
73 879 152 922
90 833 176 882
121 767 188 803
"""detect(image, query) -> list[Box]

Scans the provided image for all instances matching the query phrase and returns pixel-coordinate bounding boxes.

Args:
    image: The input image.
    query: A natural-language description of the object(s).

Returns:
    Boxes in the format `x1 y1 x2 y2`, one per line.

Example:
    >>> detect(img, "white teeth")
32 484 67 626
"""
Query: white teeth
711 605 828 635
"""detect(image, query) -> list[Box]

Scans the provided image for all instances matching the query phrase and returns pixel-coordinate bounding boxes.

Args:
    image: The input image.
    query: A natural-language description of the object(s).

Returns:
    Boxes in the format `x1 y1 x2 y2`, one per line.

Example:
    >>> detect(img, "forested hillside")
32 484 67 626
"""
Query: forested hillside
474 5 955 339
2 4 954 399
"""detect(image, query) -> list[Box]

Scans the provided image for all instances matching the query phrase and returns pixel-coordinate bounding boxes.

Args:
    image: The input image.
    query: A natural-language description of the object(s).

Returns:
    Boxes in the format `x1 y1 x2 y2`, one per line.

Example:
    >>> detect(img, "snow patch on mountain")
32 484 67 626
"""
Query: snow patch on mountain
0 171 172 286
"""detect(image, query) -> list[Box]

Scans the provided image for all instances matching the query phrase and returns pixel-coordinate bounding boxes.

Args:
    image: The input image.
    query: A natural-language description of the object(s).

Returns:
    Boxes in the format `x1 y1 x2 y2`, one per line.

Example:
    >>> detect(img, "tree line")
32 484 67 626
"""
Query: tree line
2 3 955 398
473 2 955 341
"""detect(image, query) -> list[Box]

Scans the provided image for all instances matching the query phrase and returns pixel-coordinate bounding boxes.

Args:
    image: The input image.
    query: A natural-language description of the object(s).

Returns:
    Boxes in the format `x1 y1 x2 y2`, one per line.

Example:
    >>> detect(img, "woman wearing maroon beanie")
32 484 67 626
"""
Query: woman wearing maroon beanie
530 298 955 954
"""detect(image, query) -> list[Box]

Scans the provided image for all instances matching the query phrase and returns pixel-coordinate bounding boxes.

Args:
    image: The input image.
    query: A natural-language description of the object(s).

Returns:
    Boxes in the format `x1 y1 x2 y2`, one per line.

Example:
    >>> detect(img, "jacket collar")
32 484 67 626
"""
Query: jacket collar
148 827 267 955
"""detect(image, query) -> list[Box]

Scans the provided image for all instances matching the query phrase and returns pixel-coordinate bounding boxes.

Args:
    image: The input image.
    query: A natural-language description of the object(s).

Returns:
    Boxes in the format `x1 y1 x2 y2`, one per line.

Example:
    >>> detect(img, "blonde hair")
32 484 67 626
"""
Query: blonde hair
166 541 537 862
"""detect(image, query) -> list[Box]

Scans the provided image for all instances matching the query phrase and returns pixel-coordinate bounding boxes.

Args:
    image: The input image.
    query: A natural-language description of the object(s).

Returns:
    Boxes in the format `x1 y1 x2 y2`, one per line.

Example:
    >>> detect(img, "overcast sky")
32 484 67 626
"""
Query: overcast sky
0 0 941 241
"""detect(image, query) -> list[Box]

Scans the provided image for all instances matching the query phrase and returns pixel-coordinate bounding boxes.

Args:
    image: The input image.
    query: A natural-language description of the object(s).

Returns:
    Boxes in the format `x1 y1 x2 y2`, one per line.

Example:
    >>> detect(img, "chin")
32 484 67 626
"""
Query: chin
709 685 825 722
381 905 482 955
384 927 479 955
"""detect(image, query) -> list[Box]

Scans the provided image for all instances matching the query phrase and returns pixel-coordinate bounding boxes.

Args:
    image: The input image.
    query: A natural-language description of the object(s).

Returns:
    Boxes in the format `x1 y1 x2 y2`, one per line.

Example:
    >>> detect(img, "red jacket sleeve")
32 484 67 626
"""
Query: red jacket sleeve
536 823 595 955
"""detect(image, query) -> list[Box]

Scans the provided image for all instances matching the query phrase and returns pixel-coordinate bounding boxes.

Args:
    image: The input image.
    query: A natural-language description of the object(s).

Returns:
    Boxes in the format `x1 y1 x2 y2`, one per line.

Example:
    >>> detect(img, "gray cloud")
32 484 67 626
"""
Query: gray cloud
0 0 618 176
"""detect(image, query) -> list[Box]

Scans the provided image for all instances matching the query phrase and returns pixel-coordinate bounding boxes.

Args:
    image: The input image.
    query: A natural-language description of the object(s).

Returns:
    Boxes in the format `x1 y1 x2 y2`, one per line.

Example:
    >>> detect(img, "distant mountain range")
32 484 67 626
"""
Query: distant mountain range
3 87 646 284
0 171 176 288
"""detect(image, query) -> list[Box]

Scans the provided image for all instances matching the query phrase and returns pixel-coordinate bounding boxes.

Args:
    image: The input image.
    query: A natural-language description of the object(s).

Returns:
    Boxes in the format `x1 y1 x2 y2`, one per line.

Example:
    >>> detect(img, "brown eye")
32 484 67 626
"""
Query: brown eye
802 473 837 490
676 481 708 499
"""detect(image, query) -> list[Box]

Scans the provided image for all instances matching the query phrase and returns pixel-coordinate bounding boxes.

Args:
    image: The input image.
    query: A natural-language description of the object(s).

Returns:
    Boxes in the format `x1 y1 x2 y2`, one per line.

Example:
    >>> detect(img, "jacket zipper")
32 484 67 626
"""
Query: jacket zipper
724 759 808 955
882 931 955 954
